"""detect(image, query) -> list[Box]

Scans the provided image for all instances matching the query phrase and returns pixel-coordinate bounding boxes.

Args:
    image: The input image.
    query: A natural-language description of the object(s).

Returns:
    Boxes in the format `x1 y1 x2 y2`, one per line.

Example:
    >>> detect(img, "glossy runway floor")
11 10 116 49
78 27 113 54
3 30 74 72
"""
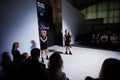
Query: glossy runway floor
42 45 120 80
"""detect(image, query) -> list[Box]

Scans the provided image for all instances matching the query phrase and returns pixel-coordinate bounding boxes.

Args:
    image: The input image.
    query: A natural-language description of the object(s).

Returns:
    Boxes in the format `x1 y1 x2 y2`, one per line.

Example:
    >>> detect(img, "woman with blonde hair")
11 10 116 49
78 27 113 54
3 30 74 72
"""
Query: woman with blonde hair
64 29 72 55
40 30 48 62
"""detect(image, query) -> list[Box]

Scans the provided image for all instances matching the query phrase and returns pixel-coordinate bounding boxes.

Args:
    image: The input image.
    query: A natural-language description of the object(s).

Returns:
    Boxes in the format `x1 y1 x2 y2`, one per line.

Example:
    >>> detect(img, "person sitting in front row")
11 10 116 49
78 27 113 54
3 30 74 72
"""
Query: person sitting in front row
45 52 69 80
23 48 46 80
85 58 120 80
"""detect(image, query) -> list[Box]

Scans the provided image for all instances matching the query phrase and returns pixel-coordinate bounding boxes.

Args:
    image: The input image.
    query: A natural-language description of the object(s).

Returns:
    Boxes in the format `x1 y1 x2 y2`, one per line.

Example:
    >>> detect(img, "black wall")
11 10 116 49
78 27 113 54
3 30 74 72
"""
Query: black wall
36 0 54 47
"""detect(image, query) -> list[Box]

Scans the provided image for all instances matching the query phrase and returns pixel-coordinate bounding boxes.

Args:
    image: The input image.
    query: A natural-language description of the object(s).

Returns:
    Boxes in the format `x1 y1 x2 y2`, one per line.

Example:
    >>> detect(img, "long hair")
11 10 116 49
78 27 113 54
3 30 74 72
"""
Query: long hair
11 42 21 62
48 52 63 74
11 42 19 53
99 58 120 80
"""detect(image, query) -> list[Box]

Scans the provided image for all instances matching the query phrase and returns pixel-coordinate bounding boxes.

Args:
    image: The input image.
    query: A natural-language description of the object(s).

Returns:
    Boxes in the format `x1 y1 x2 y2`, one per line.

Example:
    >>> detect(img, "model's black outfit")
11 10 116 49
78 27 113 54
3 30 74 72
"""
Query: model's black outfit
65 34 71 46
40 36 47 50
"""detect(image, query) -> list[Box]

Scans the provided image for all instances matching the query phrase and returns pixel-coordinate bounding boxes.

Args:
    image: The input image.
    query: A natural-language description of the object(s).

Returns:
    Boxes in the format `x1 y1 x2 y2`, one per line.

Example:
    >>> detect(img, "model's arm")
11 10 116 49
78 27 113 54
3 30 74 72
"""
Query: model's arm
68 30 72 36
70 32 72 36
40 37 45 42
44 36 48 42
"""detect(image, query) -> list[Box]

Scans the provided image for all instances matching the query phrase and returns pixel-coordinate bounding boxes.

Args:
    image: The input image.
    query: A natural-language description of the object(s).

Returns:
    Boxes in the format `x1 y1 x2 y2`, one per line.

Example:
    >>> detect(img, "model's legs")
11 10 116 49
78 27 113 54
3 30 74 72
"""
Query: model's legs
65 46 68 54
66 46 71 54
68 46 72 55
41 50 44 62
68 46 70 52
45 49 48 60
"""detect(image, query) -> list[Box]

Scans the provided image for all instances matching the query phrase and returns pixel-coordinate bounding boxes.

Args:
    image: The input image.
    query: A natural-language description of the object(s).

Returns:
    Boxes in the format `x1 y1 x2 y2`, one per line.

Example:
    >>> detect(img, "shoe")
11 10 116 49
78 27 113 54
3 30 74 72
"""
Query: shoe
69 51 72 55
65 51 68 54
46 56 49 60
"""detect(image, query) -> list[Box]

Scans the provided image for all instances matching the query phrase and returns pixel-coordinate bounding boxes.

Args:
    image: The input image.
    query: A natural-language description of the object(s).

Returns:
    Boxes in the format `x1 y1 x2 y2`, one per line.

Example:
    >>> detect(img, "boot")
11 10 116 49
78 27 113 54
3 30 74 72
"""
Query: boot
46 55 49 60
42 57 44 62
65 51 68 54
69 51 72 55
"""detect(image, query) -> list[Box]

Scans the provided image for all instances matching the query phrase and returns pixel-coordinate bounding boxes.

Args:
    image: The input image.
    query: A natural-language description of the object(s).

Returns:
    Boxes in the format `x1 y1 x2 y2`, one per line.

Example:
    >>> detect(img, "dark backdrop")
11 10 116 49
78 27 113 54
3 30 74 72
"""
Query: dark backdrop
36 0 54 47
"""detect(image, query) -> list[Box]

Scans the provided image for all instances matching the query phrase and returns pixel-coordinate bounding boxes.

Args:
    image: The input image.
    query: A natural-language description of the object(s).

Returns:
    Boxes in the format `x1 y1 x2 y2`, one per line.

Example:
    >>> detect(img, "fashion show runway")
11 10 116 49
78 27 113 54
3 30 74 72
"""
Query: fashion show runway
42 45 120 80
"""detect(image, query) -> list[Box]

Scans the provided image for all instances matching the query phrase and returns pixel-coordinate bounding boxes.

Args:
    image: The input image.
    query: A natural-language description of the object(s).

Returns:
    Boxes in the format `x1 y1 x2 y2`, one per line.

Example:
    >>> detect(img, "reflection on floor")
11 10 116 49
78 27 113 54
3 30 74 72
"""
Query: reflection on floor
41 45 120 80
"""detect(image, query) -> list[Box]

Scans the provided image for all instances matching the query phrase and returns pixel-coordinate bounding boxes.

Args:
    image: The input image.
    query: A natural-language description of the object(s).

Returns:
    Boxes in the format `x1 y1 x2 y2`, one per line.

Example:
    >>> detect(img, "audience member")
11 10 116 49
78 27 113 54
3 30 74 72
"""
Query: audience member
95 33 101 47
0 52 12 80
91 33 96 43
10 50 23 80
99 58 120 80
90 33 96 46
100 33 109 48
110 33 118 44
11 42 21 62
23 48 46 80
21 52 30 62
101 33 108 43
9 45 22 80
45 52 69 80
85 58 120 80
96 33 101 44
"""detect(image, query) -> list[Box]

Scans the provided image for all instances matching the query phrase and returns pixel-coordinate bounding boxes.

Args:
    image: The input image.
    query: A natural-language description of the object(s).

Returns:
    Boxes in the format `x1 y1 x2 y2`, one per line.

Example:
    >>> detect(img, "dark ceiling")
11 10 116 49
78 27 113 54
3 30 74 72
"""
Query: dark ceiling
67 0 108 10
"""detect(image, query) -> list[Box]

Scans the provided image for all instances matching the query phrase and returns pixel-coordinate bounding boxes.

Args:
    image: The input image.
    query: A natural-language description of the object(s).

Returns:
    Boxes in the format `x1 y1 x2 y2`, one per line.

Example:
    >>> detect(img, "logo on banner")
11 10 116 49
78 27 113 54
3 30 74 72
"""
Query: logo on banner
40 23 49 30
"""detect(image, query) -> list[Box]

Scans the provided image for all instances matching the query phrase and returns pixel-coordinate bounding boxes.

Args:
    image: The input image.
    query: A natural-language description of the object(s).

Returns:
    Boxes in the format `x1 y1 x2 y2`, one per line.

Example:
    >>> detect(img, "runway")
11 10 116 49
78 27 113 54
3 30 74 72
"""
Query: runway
42 45 120 80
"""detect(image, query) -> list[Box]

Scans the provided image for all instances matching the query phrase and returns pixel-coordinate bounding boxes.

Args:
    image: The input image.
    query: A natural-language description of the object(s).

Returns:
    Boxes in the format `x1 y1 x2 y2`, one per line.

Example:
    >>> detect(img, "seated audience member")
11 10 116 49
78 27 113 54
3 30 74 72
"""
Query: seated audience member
96 33 101 44
99 58 120 80
100 33 109 48
21 52 30 62
110 33 118 44
90 33 96 46
23 48 46 80
118 33 120 42
85 58 120 80
91 33 96 43
95 33 101 47
101 33 108 43
1 52 12 80
45 52 69 80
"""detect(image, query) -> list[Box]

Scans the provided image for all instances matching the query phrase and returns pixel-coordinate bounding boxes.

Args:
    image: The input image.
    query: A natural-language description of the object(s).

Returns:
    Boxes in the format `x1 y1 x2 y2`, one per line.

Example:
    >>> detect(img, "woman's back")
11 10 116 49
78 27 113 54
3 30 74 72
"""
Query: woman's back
45 52 69 80
45 69 68 80
85 58 120 80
